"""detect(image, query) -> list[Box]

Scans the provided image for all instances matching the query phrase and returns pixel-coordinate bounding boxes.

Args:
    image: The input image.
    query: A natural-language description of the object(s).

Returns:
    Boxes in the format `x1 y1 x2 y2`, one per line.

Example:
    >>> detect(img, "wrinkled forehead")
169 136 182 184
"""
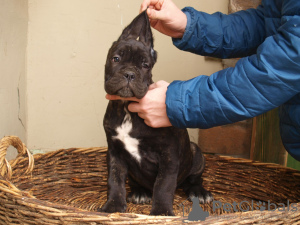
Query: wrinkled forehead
113 39 150 57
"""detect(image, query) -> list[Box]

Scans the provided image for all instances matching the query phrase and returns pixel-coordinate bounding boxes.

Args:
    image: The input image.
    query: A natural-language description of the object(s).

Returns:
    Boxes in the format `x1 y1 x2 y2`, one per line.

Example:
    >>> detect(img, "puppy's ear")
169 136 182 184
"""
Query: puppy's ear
119 10 154 49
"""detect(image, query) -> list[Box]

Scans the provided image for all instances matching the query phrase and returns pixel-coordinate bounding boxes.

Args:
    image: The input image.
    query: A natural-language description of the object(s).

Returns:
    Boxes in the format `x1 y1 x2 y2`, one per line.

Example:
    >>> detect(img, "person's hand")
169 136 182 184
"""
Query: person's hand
140 0 187 38
106 80 172 128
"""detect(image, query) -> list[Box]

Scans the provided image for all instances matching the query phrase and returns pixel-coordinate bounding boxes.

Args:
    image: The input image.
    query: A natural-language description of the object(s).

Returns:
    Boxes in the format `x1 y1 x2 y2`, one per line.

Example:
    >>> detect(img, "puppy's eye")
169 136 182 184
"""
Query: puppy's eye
112 57 120 63
142 63 150 69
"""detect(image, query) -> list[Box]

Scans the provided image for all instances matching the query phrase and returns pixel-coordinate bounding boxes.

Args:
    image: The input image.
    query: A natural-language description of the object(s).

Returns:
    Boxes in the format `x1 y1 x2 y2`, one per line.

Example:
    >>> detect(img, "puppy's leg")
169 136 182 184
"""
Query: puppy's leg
183 142 213 204
99 145 128 213
183 173 213 204
127 175 152 204
150 156 179 216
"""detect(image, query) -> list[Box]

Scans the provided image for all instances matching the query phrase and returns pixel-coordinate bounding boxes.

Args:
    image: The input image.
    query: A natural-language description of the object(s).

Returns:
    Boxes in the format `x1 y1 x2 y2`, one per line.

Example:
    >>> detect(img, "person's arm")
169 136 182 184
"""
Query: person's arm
166 1 300 129
173 6 266 59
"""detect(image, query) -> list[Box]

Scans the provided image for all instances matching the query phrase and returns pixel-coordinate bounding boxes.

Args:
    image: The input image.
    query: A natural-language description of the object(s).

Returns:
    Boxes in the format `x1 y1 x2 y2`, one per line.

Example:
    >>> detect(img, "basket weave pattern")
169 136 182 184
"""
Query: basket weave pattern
0 136 300 224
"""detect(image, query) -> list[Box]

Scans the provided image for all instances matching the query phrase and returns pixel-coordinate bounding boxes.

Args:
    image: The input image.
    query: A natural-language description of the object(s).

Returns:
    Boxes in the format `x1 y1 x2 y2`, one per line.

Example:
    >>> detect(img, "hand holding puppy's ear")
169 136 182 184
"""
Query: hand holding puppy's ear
140 0 187 38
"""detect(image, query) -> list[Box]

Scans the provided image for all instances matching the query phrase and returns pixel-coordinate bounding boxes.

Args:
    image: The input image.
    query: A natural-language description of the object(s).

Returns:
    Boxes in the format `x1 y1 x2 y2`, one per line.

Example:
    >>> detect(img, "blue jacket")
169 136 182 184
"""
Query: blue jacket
166 0 300 160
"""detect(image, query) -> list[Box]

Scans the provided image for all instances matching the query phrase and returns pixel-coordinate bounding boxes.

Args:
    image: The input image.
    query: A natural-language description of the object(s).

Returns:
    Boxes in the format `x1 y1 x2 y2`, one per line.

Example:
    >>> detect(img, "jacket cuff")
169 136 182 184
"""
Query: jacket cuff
166 77 214 129
172 7 197 49
166 81 185 128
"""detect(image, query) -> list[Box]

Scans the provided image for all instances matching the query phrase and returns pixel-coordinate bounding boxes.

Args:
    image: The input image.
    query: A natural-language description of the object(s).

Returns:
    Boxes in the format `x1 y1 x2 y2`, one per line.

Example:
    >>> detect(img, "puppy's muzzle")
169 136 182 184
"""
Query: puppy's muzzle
124 71 135 82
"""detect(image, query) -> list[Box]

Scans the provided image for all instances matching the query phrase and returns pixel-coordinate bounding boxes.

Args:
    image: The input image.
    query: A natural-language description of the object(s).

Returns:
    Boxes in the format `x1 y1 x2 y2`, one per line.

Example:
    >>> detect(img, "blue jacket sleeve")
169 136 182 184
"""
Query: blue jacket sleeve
166 2 300 129
172 7 266 58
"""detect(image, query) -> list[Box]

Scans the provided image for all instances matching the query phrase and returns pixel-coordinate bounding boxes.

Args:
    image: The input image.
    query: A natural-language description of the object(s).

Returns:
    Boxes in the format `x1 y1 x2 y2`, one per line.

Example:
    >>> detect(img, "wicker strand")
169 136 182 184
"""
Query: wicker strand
0 136 300 224
0 136 34 180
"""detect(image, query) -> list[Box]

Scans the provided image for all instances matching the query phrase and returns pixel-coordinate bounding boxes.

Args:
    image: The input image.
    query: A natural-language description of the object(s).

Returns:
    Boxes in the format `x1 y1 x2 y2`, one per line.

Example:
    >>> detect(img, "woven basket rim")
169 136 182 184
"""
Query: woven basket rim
1 135 300 224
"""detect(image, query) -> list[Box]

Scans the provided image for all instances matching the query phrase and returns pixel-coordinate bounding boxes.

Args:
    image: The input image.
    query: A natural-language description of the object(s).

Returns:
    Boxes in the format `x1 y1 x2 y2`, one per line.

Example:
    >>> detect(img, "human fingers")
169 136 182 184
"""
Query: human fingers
127 101 144 113
149 80 170 90
105 94 140 102
146 7 165 21
148 82 157 90
144 117 172 128
140 0 163 12
136 111 166 128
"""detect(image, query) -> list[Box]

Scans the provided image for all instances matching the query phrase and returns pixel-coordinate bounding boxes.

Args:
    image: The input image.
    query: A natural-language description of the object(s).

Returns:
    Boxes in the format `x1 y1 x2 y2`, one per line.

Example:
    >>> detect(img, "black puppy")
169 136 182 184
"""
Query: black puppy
101 11 212 216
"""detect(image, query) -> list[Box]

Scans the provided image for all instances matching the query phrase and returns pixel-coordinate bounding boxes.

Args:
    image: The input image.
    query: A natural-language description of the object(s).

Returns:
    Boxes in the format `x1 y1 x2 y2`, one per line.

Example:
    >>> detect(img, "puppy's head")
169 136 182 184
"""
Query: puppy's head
105 10 157 99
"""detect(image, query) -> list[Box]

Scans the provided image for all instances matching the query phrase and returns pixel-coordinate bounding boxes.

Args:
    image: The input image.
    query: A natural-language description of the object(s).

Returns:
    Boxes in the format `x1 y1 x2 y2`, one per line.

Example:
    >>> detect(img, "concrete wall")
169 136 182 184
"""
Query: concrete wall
0 0 28 160
1 0 228 156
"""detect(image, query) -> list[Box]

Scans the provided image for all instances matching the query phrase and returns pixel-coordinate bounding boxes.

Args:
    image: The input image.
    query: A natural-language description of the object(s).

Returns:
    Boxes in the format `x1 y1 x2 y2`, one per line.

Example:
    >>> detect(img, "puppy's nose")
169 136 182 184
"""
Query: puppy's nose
124 71 135 81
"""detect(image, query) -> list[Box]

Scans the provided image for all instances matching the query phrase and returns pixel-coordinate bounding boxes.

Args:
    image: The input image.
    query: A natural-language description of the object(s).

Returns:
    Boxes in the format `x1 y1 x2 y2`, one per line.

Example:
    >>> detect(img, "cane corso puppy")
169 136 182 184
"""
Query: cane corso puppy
100 10 212 216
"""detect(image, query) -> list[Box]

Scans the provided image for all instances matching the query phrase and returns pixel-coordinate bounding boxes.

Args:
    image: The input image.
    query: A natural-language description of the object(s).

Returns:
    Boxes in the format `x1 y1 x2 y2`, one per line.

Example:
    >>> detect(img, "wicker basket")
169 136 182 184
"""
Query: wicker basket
0 136 300 224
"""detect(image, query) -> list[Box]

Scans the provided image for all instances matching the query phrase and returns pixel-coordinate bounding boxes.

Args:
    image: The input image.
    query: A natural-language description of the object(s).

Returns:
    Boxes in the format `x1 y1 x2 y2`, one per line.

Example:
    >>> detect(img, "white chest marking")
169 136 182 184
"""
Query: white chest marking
113 111 141 163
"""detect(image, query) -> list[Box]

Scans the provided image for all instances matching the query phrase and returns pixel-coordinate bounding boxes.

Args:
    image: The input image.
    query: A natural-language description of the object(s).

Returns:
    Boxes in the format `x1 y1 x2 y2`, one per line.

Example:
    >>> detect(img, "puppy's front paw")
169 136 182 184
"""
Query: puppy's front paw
127 188 152 204
99 200 127 213
188 186 213 204
150 208 175 216
150 205 175 216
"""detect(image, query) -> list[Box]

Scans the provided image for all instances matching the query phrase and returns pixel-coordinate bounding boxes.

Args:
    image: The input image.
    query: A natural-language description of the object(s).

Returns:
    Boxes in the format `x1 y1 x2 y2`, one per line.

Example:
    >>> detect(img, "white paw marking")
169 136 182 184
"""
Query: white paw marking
198 196 205 203
114 109 141 163
206 195 213 203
